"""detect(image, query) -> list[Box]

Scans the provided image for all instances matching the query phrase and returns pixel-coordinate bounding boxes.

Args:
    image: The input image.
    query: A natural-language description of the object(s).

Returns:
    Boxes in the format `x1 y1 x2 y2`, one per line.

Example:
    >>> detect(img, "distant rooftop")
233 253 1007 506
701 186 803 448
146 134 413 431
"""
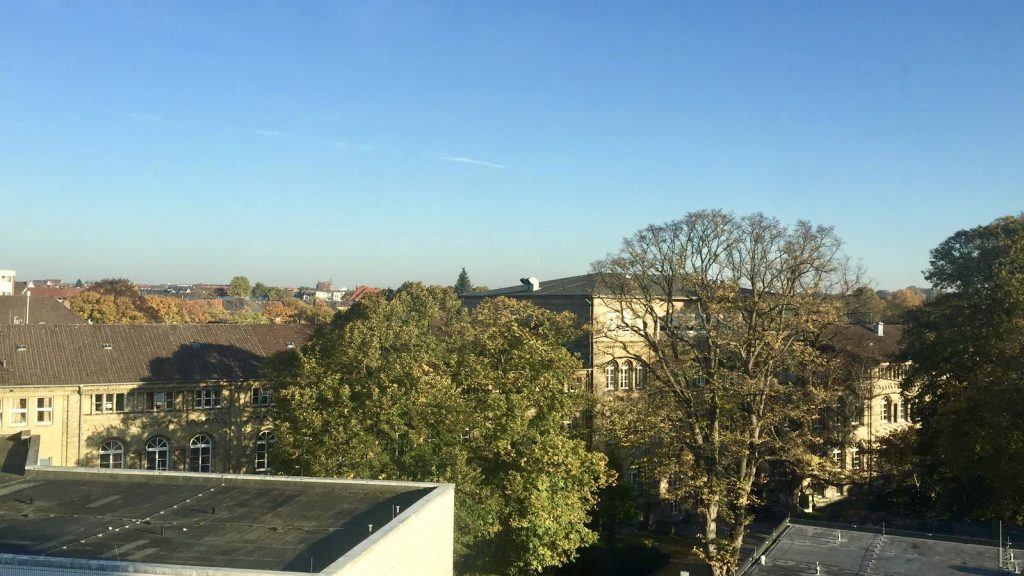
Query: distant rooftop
465 274 602 298
0 295 86 325
0 466 442 573
0 324 313 386
748 521 1003 576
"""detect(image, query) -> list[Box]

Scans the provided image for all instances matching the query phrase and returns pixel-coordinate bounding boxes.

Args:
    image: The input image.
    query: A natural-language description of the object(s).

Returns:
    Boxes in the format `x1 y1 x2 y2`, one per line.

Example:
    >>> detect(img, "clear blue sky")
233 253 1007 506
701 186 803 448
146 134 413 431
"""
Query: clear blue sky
2 1 1021 290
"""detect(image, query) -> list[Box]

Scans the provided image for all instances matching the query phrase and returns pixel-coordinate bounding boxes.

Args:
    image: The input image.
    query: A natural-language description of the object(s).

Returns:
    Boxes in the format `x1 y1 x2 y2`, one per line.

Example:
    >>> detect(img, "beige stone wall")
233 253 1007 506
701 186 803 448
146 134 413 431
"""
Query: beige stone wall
1 381 275 473
327 483 455 576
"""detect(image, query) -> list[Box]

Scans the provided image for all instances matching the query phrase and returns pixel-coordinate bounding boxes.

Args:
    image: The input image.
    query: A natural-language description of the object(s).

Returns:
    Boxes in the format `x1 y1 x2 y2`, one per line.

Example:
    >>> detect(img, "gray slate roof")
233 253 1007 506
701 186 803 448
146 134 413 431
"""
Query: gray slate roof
0 295 86 325
467 274 601 298
0 324 313 386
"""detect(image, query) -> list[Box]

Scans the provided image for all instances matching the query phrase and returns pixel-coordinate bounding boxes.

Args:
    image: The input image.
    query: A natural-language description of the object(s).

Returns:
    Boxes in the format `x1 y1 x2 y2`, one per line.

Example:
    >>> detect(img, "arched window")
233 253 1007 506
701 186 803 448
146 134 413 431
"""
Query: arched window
634 363 644 389
255 430 276 472
605 362 618 391
189 434 213 473
898 398 910 422
146 437 169 471
881 396 893 423
99 439 124 469
620 361 632 390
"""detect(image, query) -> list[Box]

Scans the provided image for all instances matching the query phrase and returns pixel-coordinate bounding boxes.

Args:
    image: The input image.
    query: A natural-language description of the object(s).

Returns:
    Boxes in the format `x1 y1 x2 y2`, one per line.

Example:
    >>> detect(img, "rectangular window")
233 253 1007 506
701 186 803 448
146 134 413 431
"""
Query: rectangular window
10 398 28 426
93 393 126 414
251 387 272 407
832 448 844 468
851 448 862 470
627 468 641 489
35 397 53 424
194 388 222 409
146 391 176 411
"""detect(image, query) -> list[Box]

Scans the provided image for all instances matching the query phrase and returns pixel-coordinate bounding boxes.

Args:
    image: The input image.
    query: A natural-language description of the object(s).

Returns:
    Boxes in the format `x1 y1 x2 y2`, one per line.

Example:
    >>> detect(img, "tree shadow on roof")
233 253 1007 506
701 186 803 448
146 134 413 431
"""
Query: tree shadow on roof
145 343 266 382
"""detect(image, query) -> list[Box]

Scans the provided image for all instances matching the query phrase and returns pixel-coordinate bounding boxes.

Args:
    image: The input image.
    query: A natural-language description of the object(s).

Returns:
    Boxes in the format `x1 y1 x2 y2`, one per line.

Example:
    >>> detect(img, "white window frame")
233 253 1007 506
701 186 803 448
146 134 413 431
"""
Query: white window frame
851 447 862 470
880 396 892 423
100 439 125 469
146 437 170 471
94 393 126 414
146 391 175 411
252 387 272 407
10 397 28 426
634 364 644 389
605 362 618 391
193 388 222 409
35 397 53 424
189 434 213 472
255 430 275 472
619 361 632 390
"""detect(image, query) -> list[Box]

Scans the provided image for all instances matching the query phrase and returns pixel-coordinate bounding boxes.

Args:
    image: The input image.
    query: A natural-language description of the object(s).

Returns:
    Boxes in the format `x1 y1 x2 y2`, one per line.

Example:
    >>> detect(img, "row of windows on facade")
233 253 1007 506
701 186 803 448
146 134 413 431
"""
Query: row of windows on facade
0 388 273 426
98 431 277 473
831 446 868 470
604 360 646 391
90 386 272 415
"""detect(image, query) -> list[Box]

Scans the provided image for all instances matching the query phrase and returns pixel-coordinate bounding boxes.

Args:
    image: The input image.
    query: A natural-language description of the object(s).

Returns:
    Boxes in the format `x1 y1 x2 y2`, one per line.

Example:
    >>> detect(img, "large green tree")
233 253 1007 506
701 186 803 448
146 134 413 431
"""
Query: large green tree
227 275 252 298
592 211 858 576
265 283 612 574
902 214 1024 522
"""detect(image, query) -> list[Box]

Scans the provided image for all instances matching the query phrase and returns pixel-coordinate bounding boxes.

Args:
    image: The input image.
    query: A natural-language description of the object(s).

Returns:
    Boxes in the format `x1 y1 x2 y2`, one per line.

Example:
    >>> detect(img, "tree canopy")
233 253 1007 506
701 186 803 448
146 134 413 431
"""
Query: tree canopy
69 278 160 323
227 275 252 298
265 283 611 574
592 210 859 576
902 213 1024 522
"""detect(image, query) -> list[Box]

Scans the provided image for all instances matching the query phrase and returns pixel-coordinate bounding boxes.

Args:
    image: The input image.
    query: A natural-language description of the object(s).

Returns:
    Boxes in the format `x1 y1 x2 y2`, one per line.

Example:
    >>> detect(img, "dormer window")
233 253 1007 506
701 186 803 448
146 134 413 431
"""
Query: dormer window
102 343 113 351
190 341 201 349
15 344 27 352
285 342 295 349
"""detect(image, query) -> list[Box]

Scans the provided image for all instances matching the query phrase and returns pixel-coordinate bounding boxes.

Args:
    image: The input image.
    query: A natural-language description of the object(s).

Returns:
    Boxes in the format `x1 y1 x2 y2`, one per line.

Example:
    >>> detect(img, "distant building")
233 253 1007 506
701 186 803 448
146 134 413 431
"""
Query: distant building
0 324 312 472
0 270 14 296
0 437 454 575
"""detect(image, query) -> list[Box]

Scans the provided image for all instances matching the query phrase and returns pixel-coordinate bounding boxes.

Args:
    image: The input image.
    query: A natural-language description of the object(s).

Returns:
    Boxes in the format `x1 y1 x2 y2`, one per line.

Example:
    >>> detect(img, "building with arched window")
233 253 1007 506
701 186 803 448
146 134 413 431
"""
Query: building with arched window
0 324 312 473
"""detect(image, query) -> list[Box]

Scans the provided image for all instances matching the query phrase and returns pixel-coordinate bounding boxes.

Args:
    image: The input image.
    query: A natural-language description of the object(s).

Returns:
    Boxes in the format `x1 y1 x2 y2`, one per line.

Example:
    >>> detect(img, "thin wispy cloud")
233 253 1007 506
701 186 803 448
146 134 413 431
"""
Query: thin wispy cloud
254 129 283 137
442 156 507 169
333 140 375 151
129 112 161 122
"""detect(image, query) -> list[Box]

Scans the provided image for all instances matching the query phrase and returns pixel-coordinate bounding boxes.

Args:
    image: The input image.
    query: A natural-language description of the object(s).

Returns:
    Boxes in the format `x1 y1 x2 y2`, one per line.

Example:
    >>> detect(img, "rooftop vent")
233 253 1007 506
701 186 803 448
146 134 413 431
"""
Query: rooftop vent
102 343 113 351
520 277 540 292
15 344 27 352
875 321 884 337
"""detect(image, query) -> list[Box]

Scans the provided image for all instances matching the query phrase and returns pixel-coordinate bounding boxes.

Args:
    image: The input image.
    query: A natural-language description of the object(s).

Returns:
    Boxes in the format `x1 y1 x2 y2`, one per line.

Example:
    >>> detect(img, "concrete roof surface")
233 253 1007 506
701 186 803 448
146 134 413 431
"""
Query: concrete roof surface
0 468 433 572
749 523 1004 576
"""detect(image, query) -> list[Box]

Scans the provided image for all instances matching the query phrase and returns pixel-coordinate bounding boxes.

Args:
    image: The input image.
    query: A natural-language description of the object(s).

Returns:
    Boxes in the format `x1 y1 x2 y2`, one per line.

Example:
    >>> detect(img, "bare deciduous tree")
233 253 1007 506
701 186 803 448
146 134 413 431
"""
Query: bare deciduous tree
592 210 860 576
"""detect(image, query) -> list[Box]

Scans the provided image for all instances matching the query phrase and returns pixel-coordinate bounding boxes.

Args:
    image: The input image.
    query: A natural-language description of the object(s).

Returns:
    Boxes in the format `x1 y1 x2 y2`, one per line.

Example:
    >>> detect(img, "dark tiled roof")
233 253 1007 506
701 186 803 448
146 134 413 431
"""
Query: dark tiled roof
467 274 600 298
0 324 313 386
821 323 905 361
25 287 83 299
0 296 86 325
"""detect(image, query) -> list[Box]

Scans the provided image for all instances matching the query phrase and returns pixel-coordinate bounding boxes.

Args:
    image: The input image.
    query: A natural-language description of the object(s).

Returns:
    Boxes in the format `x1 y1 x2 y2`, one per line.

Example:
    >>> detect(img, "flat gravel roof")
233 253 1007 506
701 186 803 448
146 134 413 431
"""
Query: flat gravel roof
750 523 1003 576
0 468 433 572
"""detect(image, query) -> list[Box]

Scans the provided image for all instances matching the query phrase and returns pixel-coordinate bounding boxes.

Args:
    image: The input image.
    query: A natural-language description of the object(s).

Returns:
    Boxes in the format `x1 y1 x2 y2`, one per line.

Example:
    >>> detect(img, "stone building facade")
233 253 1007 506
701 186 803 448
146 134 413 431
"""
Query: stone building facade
0 324 312 473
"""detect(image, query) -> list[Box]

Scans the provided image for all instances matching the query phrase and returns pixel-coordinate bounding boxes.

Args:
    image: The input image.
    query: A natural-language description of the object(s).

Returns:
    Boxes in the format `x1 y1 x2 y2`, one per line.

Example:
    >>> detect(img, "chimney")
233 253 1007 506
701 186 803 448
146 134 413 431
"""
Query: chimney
875 321 884 337
520 277 540 292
